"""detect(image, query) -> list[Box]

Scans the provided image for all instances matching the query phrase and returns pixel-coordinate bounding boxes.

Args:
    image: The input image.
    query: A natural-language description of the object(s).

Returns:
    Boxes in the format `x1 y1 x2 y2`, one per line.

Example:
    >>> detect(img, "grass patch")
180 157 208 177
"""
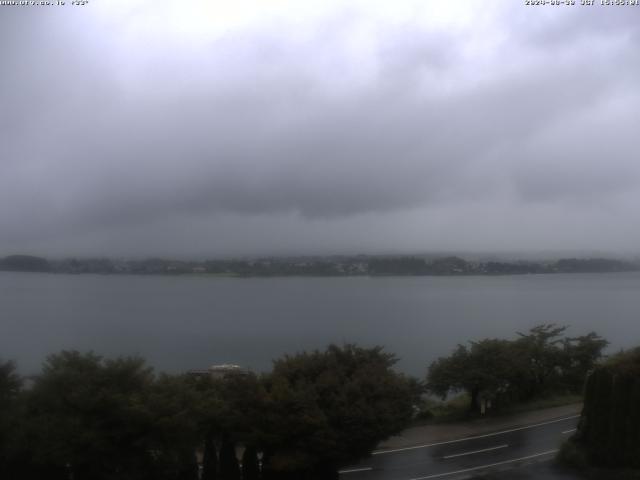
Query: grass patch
413 394 471 424
557 439 588 469
497 393 582 416
412 392 582 426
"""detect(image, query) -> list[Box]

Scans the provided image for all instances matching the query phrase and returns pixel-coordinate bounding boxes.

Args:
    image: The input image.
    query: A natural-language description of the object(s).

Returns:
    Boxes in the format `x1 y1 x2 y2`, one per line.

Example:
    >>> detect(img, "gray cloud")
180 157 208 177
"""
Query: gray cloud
1 2 640 255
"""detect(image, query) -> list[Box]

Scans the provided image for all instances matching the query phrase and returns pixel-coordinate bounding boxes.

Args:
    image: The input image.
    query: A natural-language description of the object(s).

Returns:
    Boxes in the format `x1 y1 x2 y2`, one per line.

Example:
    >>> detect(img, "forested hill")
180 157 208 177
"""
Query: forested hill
1 254 639 277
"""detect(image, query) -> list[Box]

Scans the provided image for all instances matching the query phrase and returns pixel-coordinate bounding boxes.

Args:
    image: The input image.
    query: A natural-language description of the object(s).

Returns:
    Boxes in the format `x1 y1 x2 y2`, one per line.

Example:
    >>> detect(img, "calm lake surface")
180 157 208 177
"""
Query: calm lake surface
2 271 640 376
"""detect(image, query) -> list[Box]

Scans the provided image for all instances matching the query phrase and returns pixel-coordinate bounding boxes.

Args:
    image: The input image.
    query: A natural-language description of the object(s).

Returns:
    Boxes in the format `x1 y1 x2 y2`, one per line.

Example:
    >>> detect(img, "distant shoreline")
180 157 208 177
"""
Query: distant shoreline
1 254 639 278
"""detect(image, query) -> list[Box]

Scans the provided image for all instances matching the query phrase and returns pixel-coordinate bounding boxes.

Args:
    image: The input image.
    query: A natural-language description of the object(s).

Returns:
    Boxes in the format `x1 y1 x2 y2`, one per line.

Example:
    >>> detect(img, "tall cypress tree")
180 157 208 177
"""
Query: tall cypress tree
202 434 218 480
177 450 199 480
219 437 240 480
241 445 259 480
577 348 640 468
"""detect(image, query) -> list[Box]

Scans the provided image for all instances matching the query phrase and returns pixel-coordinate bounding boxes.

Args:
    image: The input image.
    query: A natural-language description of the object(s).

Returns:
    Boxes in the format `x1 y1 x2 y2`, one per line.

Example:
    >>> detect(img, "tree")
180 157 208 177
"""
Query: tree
20 352 213 480
0 360 22 478
4 346 417 480
201 434 218 480
242 445 260 480
145 374 202 480
261 344 416 478
427 339 522 413
568 348 640 468
427 325 609 414
560 332 608 392
219 435 240 480
515 324 568 397
22 351 157 479
0 360 21 405
188 370 268 478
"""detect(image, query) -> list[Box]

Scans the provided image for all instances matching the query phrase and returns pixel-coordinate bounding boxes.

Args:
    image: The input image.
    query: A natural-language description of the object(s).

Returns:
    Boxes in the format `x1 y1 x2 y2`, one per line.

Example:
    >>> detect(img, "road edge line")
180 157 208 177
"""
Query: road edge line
373 415 579 455
409 449 558 480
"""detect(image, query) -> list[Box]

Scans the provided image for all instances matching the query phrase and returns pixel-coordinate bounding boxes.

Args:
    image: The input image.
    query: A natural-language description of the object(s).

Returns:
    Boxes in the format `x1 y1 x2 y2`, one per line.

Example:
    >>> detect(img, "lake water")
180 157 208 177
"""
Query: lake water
2 271 640 377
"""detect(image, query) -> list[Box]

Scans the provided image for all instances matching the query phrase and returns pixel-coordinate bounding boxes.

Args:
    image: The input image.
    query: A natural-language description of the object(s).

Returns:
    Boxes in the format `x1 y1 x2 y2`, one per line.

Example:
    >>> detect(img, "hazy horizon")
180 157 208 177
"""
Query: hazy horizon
2 249 640 263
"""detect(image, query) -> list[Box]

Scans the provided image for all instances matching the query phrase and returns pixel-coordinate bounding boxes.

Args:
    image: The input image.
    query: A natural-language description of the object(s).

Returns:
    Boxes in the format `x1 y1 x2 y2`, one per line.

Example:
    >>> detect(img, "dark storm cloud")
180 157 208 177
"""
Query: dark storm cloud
1 2 640 255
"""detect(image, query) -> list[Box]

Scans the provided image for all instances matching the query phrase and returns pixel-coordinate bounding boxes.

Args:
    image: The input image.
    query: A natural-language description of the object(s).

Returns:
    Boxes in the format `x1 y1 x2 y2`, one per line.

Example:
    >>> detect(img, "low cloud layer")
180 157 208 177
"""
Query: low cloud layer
1 1 639 256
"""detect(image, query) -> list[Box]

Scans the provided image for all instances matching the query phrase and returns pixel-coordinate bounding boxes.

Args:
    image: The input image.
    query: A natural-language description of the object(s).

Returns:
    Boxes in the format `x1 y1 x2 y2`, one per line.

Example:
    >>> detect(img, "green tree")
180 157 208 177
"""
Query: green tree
427 339 522 413
219 435 240 480
242 445 260 480
188 371 267 478
560 332 608 391
22 351 156 479
428 324 609 414
515 324 569 398
0 360 21 405
569 348 640 468
201 434 218 480
261 344 416 478
21 352 209 480
145 374 202 480
0 360 23 478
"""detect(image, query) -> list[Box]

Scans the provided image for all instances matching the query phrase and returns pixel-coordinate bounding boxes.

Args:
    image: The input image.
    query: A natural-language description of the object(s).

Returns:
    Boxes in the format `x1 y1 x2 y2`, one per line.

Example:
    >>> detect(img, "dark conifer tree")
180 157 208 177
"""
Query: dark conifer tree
219 437 240 480
177 450 199 480
202 434 218 480
241 445 259 480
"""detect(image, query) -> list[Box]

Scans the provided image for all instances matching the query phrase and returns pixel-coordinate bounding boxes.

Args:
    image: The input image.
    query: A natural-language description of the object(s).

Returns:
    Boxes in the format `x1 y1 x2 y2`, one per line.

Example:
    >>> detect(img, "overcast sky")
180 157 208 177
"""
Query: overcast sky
1 1 639 258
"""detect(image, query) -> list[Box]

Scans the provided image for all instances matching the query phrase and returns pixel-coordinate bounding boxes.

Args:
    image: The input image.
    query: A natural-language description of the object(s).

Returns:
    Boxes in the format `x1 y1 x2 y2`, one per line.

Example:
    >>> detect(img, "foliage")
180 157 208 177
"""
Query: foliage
261 344 417 476
219 436 240 480
574 347 640 469
21 351 158 479
0 344 417 479
557 438 589 470
428 339 519 412
201 434 218 480
0 360 21 406
560 332 609 391
0 360 22 479
241 445 260 480
2 351 206 480
427 324 608 413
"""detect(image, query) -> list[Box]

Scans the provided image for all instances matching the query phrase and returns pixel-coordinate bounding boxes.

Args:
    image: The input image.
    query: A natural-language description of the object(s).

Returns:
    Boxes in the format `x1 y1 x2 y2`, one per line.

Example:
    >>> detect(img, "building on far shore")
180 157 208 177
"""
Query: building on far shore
188 363 250 380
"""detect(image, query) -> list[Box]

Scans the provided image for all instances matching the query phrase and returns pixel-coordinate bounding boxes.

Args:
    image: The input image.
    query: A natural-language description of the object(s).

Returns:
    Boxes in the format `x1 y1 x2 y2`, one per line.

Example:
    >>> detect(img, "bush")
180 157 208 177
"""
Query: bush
557 439 588 470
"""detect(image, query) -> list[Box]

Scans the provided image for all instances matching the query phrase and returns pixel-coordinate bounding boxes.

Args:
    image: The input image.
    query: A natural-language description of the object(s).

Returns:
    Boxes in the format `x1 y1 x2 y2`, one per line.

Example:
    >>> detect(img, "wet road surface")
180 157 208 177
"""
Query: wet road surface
339 415 580 480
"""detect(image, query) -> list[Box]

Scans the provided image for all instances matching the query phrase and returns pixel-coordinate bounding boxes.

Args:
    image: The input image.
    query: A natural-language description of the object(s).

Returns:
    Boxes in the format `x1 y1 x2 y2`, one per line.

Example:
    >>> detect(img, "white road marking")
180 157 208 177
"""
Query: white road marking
373 415 580 455
562 428 577 434
442 444 508 460
409 449 558 480
338 467 373 474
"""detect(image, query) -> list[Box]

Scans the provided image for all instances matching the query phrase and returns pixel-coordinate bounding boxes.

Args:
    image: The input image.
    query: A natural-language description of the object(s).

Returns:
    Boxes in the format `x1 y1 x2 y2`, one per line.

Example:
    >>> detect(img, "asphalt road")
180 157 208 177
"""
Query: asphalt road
339 415 580 480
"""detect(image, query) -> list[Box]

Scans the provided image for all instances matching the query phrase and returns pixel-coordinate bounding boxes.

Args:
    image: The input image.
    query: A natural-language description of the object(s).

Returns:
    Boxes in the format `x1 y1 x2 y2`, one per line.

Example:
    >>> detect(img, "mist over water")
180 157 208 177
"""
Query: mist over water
3 271 639 377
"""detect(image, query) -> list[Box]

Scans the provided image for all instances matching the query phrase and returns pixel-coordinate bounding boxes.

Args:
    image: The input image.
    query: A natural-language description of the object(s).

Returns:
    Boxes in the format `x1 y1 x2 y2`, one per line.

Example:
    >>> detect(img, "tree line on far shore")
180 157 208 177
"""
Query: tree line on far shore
0 325 609 480
1 253 638 277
